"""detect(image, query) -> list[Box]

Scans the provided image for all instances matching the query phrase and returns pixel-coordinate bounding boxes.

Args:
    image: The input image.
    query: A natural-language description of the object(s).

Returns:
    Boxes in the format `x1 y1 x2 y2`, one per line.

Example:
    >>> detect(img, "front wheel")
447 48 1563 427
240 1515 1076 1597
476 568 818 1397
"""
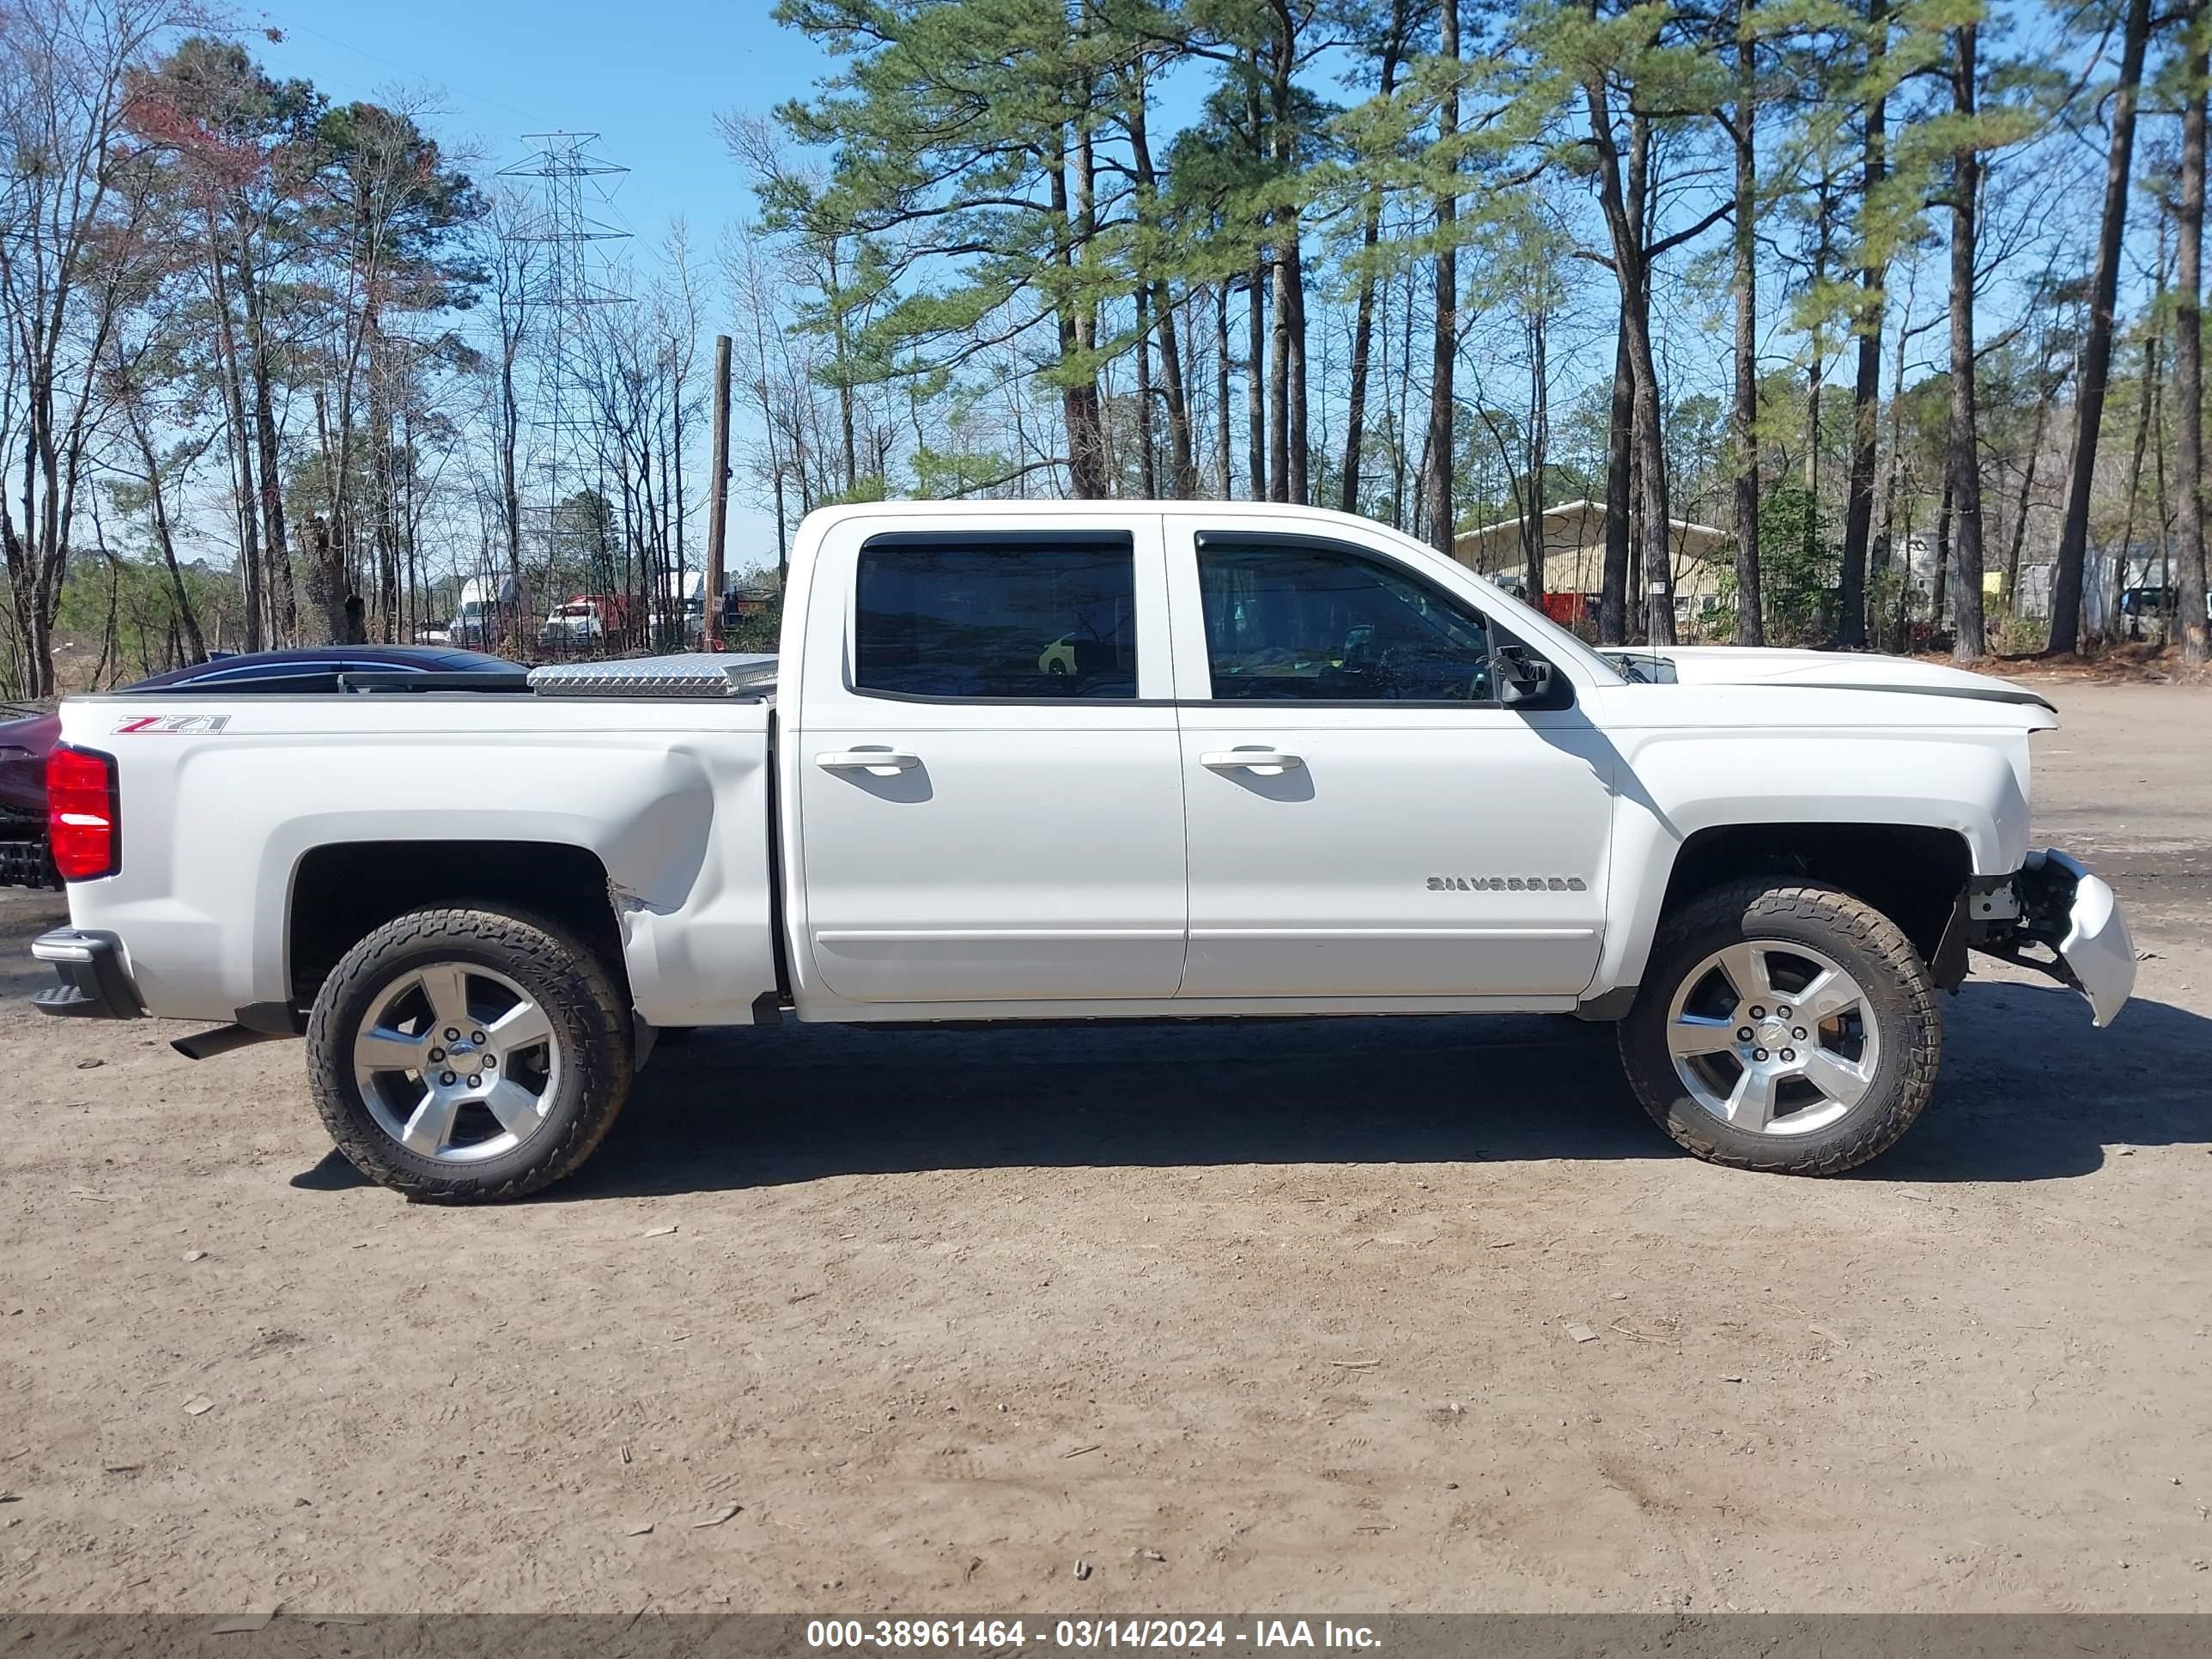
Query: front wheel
305 907 633 1202
1620 878 1942 1175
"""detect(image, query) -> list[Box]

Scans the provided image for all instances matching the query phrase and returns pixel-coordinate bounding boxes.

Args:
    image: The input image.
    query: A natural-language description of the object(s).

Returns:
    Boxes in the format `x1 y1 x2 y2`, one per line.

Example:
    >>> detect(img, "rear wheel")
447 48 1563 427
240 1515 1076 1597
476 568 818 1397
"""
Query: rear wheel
306 907 632 1202
1620 878 1941 1175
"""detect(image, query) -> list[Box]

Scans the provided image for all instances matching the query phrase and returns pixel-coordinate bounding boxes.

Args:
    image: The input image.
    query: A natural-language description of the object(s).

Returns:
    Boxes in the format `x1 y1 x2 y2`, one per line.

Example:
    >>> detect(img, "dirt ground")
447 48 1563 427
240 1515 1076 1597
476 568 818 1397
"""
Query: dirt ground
1 682 2208 1617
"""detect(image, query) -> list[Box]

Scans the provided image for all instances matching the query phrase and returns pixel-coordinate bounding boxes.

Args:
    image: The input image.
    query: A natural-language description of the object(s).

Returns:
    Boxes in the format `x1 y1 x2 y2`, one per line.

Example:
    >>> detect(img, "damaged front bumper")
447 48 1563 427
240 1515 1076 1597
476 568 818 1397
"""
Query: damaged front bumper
1965 848 2136 1027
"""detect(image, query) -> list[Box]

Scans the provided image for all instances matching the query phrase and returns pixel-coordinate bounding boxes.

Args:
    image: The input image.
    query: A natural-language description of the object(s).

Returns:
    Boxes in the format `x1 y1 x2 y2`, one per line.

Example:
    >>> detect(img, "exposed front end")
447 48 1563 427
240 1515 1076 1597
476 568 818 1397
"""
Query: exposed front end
1966 848 2136 1027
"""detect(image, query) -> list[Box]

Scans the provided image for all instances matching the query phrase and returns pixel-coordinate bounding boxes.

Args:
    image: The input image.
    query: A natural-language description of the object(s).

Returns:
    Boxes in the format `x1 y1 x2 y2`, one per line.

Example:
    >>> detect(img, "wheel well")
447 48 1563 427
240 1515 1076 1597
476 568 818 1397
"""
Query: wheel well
289 841 625 1012
1661 823 1972 964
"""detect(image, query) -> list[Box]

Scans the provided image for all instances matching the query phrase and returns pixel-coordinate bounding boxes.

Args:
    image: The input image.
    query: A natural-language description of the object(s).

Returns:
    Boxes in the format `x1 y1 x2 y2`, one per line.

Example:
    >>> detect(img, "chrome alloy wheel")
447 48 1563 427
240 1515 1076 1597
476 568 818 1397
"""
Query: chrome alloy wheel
352 963 561 1163
1662 941 1881 1136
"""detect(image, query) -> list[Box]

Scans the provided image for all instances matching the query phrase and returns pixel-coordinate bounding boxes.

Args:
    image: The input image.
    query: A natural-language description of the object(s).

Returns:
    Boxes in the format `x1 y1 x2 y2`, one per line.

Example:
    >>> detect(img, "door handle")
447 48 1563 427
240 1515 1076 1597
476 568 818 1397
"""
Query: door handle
1201 749 1304 775
816 750 921 775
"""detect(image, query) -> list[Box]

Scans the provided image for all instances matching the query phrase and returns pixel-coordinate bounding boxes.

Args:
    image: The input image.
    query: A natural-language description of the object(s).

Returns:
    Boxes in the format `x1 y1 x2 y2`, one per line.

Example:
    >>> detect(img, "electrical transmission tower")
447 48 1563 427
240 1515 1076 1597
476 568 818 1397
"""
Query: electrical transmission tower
496 132 631 633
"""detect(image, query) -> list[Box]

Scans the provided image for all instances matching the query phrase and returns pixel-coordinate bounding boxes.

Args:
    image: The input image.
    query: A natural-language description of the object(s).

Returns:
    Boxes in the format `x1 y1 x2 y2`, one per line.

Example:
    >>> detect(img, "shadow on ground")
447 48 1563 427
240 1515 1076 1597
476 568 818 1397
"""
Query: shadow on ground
289 980 2211 1200
0 888 66 1001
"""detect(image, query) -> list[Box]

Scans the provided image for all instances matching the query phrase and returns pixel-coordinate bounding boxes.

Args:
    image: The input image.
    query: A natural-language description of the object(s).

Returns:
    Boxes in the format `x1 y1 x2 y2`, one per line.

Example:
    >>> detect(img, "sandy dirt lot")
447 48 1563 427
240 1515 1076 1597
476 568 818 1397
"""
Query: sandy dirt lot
1 682 2207 1616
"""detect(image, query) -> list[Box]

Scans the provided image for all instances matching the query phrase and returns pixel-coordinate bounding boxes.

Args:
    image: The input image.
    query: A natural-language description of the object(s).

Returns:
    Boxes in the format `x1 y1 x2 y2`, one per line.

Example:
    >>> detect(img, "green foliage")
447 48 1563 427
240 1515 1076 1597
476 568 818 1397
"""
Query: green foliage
909 447 1015 497
817 474 890 506
51 556 241 687
1712 483 1840 643
1758 482 1841 642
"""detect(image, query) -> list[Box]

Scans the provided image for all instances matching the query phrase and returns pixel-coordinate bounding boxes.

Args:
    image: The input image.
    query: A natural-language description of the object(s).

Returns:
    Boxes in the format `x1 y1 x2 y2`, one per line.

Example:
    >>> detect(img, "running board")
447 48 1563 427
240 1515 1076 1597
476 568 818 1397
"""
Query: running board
172 1024 290 1061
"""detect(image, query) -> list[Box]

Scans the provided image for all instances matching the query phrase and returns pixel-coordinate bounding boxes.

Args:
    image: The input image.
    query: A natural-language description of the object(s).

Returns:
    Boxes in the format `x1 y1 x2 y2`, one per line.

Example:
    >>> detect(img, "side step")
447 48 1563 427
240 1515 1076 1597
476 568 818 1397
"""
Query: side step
172 1024 292 1061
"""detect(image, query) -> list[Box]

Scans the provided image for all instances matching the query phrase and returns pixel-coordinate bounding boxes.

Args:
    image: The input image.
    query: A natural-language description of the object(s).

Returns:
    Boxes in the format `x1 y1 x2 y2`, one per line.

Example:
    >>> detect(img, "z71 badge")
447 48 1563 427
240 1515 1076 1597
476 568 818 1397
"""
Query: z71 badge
112 714 233 736
1429 873 1588 892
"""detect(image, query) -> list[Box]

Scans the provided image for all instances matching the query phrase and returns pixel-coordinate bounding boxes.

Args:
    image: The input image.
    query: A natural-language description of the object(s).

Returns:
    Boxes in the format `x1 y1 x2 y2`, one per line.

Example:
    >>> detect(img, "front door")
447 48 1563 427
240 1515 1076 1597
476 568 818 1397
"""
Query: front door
792 518 1188 1005
1167 523 1613 1000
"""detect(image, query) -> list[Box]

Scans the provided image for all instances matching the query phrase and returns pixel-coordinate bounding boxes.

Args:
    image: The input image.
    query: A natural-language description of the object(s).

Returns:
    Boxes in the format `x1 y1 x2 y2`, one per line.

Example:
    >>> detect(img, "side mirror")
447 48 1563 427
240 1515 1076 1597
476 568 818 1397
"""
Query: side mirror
1495 645 1553 706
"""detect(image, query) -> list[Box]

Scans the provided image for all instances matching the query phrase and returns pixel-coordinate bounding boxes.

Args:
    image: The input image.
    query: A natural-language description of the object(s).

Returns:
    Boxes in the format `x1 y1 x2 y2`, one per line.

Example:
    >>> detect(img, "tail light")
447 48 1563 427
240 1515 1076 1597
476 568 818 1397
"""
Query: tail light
47 744 119 881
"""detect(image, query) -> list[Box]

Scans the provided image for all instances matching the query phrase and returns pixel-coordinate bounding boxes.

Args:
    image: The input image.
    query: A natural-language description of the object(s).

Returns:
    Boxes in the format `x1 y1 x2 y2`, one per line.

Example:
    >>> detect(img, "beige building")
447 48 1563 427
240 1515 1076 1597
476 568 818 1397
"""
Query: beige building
1452 499 1730 628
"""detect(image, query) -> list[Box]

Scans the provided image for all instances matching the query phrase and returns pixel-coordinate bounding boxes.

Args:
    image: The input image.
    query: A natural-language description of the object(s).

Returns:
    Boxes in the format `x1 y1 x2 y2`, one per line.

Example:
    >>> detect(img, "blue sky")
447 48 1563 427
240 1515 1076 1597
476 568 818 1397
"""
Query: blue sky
251 0 822 242
238 1 1236 565
249 0 836 557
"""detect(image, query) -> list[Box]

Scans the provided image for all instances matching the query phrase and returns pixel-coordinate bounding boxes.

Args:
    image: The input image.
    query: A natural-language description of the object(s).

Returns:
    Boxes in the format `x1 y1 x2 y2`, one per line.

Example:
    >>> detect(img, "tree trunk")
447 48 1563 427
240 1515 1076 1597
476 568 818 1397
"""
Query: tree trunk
1838 0 1887 647
1934 474 1954 624
130 415 206 664
307 512 354 643
1526 307 1549 603
1246 264 1268 501
1804 180 1832 500
308 386 356 642
235 241 294 644
204 229 264 653
1214 284 1235 497
1268 242 1291 502
2177 3 2210 661
1125 87 1194 495
1135 283 1158 496
1947 23 1988 661
1051 142 1108 498
2113 326 2160 644
366 356 399 644
1340 180 1386 514
2002 386 2052 623
1266 24 1310 507
1281 232 1309 504
1154 283 1194 495
1870 296 1913 647
1602 319 1634 643
1588 87 1664 643
1424 0 1461 554
501 329 525 614
1628 327 1675 645
1732 18 1765 646
2049 0 2154 653
824 239 859 495
1614 128 1675 644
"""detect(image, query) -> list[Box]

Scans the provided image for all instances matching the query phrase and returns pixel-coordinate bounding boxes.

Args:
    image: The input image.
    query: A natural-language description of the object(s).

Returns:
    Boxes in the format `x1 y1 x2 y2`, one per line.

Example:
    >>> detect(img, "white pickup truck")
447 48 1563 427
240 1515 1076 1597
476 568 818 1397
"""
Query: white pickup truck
27 502 2135 1200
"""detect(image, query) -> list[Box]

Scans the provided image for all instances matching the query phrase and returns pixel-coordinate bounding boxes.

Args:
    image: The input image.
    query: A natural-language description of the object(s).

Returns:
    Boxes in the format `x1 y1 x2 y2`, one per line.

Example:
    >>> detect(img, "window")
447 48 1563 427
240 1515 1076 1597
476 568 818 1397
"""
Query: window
1198 540 1493 702
855 539 1138 700
188 661 349 692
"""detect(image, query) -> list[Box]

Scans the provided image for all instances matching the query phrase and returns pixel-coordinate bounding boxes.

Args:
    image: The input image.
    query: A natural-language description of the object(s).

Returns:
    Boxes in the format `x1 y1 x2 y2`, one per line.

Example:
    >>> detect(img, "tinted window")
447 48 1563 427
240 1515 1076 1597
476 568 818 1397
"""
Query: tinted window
1199 541 1493 702
195 662 347 690
855 541 1138 699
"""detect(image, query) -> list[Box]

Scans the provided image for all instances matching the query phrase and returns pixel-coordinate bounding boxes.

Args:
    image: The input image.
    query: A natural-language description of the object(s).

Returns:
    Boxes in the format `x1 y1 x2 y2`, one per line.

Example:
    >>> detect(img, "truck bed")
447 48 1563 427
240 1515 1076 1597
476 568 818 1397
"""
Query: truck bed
52 669 781 1029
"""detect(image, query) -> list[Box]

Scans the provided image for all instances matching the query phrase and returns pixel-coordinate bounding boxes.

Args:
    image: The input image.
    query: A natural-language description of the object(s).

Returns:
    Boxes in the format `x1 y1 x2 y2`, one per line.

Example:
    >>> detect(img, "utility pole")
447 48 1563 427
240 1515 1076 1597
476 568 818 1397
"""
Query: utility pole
706 332 732 650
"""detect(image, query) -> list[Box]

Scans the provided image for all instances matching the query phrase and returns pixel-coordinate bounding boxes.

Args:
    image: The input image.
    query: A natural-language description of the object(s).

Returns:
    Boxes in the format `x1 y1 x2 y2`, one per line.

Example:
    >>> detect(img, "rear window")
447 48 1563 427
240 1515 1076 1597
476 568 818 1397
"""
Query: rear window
854 539 1137 700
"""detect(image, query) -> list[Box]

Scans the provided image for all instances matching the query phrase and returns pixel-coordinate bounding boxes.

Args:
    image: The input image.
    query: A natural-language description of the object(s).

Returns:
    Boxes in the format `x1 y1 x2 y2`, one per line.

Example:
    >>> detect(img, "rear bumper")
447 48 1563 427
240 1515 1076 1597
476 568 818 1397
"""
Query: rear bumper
2029 848 2136 1027
28 927 143 1020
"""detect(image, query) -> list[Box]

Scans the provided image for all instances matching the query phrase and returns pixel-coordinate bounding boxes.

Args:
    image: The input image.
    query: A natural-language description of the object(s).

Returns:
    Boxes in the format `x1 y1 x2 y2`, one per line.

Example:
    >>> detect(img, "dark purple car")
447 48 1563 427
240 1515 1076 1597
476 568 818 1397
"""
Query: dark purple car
0 646 522 887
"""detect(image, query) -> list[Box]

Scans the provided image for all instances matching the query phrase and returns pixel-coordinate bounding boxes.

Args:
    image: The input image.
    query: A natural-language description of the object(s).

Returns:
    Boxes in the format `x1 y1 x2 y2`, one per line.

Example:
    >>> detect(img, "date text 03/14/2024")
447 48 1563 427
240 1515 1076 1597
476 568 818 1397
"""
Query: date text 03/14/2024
805 1619 1382 1650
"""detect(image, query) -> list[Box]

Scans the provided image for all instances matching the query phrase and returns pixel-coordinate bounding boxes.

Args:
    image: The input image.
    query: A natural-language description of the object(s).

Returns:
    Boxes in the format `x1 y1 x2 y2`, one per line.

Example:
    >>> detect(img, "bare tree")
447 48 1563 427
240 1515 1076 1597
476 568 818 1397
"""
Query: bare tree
0 0 196 694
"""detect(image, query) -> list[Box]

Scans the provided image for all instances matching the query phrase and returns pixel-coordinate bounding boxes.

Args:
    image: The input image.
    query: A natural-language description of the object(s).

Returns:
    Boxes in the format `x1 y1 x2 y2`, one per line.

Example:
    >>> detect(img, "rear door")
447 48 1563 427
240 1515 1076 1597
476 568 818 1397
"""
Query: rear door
790 513 1187 1005
1165 517 1613 1000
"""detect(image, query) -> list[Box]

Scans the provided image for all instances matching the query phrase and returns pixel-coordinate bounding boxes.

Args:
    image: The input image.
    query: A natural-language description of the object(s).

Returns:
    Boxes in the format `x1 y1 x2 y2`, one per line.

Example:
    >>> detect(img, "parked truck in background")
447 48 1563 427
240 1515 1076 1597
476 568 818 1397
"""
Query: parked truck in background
537 592 635 653
450 573 532 653
26 502 2135 1201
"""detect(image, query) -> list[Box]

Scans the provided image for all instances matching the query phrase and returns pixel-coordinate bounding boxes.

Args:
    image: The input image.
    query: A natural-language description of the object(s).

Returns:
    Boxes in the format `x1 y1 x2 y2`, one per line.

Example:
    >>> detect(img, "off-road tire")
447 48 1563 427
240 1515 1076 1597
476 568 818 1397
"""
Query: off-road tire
306 907 633 1202
1620 878 1942 1175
